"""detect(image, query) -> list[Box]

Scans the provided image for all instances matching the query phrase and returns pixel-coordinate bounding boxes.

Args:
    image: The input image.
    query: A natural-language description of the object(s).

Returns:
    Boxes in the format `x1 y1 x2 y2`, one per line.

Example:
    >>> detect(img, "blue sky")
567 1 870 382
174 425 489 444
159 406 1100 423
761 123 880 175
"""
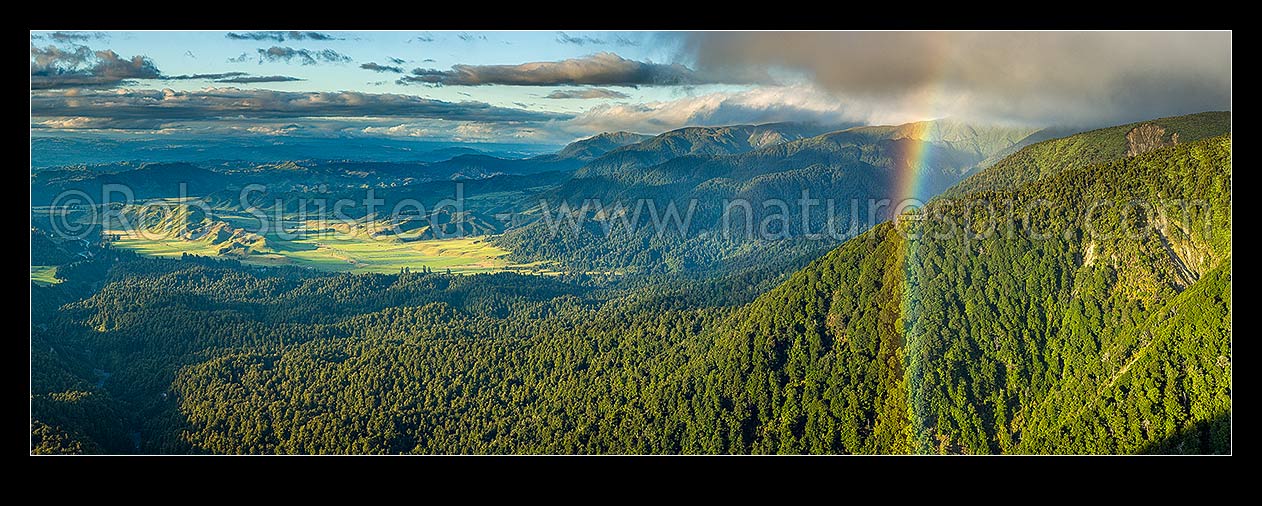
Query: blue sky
30 31 1231 146
89 31 702 108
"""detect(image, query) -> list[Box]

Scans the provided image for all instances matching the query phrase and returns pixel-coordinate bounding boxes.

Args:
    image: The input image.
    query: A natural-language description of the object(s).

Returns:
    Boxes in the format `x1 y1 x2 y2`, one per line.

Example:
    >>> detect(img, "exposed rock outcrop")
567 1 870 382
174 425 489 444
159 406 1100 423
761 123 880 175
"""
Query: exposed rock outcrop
1126 124 1180 157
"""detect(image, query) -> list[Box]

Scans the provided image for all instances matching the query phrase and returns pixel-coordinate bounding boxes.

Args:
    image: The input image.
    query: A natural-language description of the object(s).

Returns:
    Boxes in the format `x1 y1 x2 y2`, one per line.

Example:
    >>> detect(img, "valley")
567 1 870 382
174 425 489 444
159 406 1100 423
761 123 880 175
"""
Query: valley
31 110 1231 454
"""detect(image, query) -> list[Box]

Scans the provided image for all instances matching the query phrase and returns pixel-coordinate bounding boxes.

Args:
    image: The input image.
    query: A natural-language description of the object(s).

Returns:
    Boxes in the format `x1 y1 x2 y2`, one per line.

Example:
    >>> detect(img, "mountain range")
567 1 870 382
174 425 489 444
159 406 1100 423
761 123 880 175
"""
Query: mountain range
30 111 1231 454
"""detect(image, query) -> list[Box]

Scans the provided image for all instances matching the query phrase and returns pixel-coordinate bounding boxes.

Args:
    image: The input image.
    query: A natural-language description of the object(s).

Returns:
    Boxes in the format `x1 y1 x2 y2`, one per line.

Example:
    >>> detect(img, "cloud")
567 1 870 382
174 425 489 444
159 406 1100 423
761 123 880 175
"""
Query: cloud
164 72 250 80
457 33 487 42
387 57 406 65
360 62 404 73
31 87 568 131
357 120 550 143
409 33 435 43
556 32 639 47
34 31 109 43
251 46 352 65
397 52 754 87
226 31 339 42
679 31 1232 125
245 123 307 135
556 32 603 45
216 75 304 84
31 45 160 89
162 72 302 84
31 45 306 89
563 85 859 135
544 88 630 99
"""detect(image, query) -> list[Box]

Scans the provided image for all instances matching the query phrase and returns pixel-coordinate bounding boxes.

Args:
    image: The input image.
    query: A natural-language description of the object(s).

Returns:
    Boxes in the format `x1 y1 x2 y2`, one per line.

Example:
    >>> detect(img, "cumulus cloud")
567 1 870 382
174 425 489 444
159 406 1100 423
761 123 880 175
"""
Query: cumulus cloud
354 120 549 142
563 85 859 135
249 46 352 65
397 52 756 87
31 87 567 131
226 31 339 42
544 88 630 99
31 45 160 89
245 123 307 135
360 62 404 73
679 31 1232 125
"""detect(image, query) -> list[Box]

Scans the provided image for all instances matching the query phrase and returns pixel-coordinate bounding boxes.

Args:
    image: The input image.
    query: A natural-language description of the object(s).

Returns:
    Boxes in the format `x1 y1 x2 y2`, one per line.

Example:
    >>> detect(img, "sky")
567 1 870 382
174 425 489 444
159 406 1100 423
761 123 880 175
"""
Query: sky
30 30 1231 147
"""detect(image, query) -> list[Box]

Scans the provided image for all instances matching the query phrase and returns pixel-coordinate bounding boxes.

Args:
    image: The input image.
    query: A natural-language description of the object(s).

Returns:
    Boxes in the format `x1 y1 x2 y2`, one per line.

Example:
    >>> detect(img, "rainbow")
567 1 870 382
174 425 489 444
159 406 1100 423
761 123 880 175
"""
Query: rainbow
897 135 935 205
893 49 949 453
898 136 932 453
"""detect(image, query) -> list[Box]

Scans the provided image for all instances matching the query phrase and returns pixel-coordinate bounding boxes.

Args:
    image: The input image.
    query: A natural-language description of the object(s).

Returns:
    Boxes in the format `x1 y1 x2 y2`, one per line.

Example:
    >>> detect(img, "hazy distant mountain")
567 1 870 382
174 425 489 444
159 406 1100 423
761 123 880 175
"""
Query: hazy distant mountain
29 131 652 205
498 119 1051 274
555 131 653 160
29 135 550 169
31 163 231 205
574 123 843 179
411 130 655 178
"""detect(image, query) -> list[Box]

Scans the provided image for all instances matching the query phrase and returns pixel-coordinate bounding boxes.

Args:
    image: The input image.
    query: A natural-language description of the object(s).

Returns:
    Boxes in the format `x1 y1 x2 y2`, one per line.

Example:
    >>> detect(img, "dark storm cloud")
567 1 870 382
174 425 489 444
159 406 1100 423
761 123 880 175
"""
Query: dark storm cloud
555 32 639 47
226 31 340 42
360 62 404 73
31 88 568 130
544 88 630 99
397 52 754 87
679 31 1232 125
31 45 160 89
253 46 352 65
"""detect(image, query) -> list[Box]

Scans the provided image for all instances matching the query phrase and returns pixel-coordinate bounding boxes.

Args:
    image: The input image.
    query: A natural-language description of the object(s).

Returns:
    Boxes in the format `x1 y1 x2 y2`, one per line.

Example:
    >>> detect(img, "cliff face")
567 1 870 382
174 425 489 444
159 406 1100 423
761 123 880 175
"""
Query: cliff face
1126 123 1180 156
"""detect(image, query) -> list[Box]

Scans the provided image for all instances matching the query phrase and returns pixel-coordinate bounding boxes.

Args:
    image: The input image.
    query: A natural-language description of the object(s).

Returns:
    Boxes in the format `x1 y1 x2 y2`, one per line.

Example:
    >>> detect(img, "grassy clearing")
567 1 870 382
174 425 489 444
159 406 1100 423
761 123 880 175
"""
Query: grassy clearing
108 225 523 275
248 231 515 274
100 202 556 275
109 228 225 258
31 265 61 286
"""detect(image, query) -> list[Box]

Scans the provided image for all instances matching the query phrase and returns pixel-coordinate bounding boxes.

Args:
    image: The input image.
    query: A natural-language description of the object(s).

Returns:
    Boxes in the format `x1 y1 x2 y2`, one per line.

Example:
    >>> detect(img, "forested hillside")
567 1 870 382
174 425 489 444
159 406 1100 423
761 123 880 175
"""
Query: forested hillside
696 135 1231 454
31 117 1231 454
945 111 1230 196
495 119 1046 276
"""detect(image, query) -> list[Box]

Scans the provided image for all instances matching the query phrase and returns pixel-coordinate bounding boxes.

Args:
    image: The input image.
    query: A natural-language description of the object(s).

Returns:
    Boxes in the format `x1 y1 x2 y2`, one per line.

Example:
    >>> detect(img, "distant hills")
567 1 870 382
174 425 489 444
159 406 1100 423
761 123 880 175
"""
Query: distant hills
30 111 1232 455
495 119 1053 275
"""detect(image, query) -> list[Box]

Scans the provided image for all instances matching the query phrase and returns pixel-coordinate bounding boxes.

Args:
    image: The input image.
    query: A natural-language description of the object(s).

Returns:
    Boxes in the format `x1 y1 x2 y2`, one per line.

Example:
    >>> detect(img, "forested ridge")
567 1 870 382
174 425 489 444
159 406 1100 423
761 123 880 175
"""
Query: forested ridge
30 115 1231 454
